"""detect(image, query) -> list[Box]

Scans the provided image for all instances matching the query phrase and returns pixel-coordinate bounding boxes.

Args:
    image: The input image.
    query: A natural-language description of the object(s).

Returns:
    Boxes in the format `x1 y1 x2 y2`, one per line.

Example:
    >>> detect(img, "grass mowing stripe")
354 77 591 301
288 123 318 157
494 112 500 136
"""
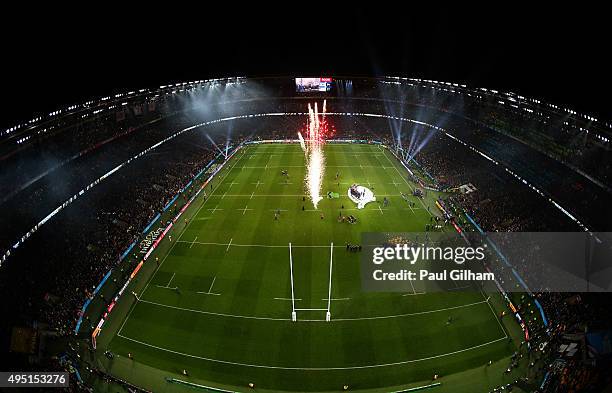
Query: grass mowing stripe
116 332 507 370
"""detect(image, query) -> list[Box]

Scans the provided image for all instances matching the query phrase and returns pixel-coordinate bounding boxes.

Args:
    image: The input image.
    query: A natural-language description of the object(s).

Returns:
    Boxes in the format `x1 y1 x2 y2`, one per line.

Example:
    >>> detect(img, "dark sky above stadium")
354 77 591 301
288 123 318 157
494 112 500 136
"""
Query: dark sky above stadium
1 7 609 127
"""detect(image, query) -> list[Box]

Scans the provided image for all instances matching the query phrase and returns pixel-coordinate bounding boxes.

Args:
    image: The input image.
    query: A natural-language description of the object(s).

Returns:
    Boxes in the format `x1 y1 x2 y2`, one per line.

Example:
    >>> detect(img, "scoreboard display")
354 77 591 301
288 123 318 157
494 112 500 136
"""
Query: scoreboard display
295 77 332 92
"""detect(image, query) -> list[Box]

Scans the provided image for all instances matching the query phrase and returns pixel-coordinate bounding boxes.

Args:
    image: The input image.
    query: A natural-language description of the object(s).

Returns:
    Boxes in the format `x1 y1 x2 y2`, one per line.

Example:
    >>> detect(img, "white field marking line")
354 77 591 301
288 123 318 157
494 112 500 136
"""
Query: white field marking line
327 242 334 316
405 274 418 295
323 298 350 301
117 296 140 336
198 276 221 296
227 182 239 188
240 206 252 215
189 236 198 248
139 148 247 299
382 150 433 216
332 299 490 321
167 272 176 287
252 181 264 188
264 154 273 170
274 297 302 301
208 206 223 213
405 201 416 214
249 191 255 200
269 209 288 212
295 308 328 311
480 288 508 339
168 380 234 393
177 240 347 248
137 295 489 322
122 244 181 334
116 332 506 370
377 205 384 215
226 238 233 252
155 285 178 290
402 291 427 296
289 242 296 316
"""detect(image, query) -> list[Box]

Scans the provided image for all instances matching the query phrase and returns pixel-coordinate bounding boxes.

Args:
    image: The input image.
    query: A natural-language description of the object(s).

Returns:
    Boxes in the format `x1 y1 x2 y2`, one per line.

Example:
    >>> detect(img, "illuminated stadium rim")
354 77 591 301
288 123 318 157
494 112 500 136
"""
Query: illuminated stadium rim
0 112 590 268
2 75 611 143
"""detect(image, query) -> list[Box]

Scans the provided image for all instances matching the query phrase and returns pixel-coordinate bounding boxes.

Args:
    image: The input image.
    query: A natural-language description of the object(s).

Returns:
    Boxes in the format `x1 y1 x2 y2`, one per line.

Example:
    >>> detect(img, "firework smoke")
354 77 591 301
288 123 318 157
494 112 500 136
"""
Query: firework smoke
301 100 329 209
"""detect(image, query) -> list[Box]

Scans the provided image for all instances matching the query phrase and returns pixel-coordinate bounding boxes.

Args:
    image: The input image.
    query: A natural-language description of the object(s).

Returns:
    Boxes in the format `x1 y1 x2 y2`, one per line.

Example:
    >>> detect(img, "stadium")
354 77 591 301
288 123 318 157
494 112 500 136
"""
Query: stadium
0 73 610 393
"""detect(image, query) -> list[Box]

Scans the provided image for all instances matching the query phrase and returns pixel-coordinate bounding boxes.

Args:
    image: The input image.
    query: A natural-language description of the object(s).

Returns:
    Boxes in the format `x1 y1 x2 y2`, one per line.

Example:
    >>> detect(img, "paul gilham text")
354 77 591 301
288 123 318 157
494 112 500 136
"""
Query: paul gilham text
373 269 495 282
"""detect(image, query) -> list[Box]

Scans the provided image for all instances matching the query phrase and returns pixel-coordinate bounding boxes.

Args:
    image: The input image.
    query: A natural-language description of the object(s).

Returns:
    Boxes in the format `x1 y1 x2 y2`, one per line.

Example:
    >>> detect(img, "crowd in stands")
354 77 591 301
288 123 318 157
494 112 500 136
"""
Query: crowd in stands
530 293 611 392
1 133 221 338
410 134 579 232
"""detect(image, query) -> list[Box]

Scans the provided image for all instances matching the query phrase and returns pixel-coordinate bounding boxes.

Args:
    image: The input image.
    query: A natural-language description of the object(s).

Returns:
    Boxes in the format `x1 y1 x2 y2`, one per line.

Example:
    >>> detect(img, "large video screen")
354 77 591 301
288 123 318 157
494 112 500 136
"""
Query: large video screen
295 77 332 92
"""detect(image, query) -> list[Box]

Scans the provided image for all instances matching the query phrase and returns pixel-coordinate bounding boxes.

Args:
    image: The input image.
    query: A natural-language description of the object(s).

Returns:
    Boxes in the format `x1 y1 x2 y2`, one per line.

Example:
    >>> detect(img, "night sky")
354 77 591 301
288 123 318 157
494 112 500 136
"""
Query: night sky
1 8 609 127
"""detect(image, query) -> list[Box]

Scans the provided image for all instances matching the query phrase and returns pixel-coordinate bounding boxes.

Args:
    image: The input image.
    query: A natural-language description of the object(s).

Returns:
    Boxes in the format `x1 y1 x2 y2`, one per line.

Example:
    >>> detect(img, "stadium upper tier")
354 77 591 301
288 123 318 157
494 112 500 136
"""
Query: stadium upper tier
2 76 610 185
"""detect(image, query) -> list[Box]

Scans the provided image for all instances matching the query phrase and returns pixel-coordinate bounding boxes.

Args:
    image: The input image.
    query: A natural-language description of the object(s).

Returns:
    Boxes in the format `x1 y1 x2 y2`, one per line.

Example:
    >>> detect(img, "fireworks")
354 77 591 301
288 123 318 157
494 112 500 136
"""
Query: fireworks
300 100 332 209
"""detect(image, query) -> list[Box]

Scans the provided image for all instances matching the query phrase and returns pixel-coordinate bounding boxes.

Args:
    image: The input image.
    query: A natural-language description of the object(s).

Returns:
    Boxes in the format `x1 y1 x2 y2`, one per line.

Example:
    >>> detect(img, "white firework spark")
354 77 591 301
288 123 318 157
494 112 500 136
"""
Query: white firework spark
297 131 306 152
306 148 324 208
302 100 327 209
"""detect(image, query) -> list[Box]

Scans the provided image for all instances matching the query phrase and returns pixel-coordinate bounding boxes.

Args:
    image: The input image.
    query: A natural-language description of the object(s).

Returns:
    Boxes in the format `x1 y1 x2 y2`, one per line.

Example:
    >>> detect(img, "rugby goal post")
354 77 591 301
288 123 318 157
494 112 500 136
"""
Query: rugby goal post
288 242 334 322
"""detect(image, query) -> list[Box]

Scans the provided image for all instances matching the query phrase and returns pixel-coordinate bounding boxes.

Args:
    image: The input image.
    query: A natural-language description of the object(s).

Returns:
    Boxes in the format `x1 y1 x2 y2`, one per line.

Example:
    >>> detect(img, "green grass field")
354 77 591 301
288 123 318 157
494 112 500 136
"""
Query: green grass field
99 143 526 392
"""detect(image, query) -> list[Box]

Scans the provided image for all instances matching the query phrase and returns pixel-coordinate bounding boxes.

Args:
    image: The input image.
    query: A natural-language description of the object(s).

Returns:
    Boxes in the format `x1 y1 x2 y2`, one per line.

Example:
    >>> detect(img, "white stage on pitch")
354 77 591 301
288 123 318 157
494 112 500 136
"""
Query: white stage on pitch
348 184 376 209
